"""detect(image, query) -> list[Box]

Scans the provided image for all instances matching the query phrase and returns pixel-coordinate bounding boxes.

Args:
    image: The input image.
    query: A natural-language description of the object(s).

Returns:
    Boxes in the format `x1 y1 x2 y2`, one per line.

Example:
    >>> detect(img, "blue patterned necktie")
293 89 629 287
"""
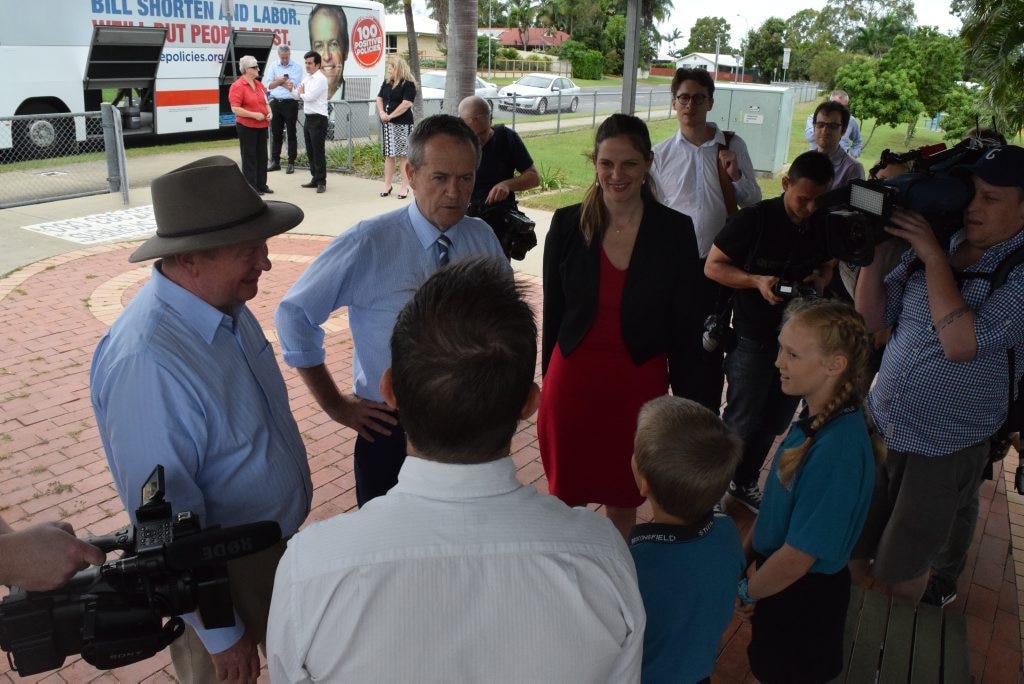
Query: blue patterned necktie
436 233 452 267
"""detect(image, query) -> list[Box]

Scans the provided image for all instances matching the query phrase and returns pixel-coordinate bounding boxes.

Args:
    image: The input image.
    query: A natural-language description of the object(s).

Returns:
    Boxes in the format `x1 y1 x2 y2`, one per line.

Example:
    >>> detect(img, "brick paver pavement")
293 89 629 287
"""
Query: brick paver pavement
0 234 1020 682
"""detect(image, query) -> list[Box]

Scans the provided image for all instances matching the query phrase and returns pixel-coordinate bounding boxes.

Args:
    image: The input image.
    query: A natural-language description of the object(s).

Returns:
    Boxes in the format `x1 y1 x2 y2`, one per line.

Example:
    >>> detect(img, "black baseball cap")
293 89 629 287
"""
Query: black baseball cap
965 145 1024 188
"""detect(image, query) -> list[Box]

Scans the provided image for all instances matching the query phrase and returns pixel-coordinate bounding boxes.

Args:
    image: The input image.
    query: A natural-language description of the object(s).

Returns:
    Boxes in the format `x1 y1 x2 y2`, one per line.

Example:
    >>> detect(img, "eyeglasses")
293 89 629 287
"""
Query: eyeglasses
674 94 708 106
247 66 259 71
814 121 842 131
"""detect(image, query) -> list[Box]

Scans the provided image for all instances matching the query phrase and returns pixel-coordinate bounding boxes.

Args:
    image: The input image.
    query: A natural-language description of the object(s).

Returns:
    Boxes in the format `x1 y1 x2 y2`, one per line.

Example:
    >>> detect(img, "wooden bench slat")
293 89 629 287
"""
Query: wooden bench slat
879 598 917 682
845 589 890 683
829 585 867 684
942 611 971 684
910 602 943 683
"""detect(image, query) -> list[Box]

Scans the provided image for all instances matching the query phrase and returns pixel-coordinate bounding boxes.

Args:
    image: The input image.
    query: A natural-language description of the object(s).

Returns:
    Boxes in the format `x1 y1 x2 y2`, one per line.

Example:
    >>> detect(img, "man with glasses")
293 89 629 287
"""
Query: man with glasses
651 67 761 413
308 4 348 101
810 100 865 190
804 90 863 158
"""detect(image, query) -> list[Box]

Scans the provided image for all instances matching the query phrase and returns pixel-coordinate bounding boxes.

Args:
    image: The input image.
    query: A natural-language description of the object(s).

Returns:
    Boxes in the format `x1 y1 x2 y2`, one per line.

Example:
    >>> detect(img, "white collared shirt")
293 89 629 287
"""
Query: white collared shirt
298 68 329 117
652 124 761 257
267 456 645 683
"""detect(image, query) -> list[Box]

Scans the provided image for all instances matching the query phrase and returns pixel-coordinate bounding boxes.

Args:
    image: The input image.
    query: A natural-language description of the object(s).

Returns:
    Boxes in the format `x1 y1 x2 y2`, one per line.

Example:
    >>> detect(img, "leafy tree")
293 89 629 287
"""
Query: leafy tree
955 0 1024 133
745 17 786 82
477 0 507 26
820 0 916 48
477 35 499 68
507 0 539 51
603 15 627 73
939 84 1000 141
685 17 732 54
808 48 856 88
879 28 963 117
846 13 912 56
835 56 923 146
784 9 823 45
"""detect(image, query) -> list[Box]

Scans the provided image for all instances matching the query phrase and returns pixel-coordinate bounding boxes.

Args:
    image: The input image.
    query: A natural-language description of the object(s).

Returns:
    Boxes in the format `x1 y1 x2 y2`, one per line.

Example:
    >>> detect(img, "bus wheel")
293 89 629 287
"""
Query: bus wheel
14 106 74 160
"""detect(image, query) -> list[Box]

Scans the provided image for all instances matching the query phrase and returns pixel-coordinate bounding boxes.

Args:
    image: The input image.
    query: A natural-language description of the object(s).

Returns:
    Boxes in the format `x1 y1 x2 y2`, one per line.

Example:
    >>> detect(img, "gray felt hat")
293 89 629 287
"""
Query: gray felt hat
129 156 304 263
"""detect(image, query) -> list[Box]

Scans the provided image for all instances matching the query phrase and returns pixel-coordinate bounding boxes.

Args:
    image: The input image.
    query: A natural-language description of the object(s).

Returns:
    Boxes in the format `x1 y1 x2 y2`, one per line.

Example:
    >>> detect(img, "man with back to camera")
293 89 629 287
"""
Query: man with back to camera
264 45 303 174
805 90 863 159
811 99 866 190
91 156 312 683
295 50 329 193
308 4 348 101
704 150 836 513
275 115 508 509
851 145 1024 604
457 95 540 254
267 257 645 682
651 67 762 413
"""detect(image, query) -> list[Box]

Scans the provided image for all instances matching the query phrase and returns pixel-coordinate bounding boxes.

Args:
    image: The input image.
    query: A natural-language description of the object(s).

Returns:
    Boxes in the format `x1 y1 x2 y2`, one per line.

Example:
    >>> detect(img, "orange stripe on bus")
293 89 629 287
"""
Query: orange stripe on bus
155 90 220 107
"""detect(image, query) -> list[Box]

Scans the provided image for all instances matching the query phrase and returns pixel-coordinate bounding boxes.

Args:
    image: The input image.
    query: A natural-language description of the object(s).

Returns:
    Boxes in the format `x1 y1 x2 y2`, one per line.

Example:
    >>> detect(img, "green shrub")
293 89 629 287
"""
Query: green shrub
572 50 605 80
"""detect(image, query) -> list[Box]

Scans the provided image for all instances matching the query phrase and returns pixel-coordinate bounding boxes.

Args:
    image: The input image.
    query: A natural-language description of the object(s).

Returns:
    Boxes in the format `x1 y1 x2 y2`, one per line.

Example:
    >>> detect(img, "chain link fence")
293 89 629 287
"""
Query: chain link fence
0 106 128 210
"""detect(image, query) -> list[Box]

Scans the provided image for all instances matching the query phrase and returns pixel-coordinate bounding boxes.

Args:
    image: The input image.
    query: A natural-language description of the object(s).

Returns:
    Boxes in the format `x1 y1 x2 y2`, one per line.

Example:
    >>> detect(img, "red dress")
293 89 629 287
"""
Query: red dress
538 249 669 508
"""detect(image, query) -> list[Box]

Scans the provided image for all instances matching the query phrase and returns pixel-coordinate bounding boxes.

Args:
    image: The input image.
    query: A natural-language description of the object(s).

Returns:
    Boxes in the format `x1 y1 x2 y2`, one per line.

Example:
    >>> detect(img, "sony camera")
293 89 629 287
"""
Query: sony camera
0 466 281 676
810 137 1002 266
469 202 538 261
772 279 817 300
701 313 736 353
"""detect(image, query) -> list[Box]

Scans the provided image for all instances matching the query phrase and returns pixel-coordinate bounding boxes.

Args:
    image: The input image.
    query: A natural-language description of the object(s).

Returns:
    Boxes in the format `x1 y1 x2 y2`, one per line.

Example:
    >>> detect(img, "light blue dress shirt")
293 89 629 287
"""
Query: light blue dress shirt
264 57 304 100
275 202 508 401
91 264 312 652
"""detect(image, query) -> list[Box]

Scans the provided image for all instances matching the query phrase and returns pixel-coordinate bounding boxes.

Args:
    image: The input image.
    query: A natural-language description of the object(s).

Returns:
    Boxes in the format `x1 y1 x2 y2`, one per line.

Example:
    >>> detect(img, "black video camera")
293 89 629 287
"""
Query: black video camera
0 466 281 676
772 279 817 300
810 138 1001 266
469 202 538 261
701 313 736 353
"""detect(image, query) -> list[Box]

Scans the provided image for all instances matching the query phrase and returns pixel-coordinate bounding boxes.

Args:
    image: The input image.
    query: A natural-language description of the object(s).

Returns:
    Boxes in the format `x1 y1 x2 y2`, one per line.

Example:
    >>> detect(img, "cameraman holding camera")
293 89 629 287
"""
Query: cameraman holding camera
850 145 1024 604
0 516 104 592
704 151 835 512
458 96 540 258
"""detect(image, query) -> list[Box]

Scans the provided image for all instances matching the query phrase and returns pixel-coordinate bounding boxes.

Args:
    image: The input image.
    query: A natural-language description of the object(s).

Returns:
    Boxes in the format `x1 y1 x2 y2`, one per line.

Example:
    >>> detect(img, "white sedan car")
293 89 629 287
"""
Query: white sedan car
498 75 581 114
419 71 500 102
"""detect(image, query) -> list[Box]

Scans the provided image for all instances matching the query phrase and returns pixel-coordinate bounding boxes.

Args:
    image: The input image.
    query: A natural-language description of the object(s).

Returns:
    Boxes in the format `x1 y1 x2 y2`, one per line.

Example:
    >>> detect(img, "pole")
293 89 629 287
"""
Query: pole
736 14 748 83
488 0 493 77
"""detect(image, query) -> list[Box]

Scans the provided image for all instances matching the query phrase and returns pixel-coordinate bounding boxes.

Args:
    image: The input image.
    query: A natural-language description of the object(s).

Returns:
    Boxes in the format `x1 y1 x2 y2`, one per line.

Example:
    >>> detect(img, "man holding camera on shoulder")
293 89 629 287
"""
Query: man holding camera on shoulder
850 145 1024 604
704 151 836 513
458 95 540 260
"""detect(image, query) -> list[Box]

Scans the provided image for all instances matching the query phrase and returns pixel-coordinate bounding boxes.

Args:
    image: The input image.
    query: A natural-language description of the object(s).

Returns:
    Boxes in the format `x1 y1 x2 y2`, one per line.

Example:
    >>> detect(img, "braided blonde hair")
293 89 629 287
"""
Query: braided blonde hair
776 299 883 486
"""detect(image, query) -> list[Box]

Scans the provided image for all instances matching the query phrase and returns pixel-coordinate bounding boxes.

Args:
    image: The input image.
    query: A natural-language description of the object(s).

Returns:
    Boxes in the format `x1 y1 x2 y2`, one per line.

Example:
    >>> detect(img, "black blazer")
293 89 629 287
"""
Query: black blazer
541 201 704 399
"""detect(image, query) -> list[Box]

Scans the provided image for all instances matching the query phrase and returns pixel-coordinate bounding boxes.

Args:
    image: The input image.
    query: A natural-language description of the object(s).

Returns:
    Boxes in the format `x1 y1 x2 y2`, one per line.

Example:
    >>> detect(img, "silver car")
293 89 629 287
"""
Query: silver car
498 75 580 114
419 71 501 103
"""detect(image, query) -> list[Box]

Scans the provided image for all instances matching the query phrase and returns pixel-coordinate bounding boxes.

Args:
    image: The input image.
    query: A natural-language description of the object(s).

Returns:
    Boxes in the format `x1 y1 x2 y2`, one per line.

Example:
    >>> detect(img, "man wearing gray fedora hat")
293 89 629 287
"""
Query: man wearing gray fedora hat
91 156 313 682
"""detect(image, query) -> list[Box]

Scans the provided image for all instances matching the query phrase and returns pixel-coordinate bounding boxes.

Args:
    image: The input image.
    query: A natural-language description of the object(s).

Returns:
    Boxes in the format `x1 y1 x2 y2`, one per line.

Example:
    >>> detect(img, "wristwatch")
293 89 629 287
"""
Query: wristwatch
737 577 757 605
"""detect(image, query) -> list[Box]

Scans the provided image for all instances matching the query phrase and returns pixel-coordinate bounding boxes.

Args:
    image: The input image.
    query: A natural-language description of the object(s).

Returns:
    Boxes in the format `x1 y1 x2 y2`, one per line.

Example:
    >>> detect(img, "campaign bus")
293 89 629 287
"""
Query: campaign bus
0 0 385 156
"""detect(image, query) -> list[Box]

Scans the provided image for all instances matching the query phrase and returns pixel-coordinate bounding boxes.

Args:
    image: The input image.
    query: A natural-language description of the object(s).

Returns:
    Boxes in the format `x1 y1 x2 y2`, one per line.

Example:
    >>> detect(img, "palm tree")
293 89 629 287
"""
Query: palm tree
444 0 480 114
507 0 538 51
959 0 1024 133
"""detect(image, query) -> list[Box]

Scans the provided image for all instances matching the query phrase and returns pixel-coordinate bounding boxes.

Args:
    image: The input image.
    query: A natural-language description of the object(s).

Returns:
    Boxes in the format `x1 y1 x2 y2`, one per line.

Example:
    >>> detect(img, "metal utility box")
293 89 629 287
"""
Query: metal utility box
707 83 793 176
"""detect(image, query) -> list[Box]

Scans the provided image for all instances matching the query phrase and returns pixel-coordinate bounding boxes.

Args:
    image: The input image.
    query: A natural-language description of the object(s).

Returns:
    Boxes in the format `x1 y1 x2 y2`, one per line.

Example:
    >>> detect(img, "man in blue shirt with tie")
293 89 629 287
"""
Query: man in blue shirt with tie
91 156 313 683
264 45 304 174
276 115 508 507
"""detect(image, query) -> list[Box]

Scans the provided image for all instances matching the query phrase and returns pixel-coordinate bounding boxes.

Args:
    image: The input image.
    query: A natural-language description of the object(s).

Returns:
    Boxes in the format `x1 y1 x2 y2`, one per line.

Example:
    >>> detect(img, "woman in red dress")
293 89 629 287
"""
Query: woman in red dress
540 114 704 538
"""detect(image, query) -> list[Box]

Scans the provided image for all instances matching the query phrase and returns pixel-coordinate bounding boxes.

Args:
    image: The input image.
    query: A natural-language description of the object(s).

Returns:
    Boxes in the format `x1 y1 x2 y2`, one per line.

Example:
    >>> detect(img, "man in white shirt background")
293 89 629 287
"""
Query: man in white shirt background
651 67 761 413
296 50 329 193
267 257 645 683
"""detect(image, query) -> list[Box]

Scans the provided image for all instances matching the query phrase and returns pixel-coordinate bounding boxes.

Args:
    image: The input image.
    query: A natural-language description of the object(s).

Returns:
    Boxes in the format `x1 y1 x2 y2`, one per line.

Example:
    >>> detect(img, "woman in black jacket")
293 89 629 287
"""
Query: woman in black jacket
539 114 704 538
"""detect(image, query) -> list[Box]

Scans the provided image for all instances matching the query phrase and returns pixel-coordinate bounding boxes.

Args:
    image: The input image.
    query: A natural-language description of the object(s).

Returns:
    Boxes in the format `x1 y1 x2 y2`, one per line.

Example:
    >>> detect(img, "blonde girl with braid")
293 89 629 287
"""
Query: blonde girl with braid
738 298 882 684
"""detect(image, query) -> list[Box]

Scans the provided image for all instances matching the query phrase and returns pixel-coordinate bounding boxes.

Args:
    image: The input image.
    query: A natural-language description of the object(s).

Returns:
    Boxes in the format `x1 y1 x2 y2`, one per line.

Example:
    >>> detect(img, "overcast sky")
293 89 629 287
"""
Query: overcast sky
661 0 962 53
